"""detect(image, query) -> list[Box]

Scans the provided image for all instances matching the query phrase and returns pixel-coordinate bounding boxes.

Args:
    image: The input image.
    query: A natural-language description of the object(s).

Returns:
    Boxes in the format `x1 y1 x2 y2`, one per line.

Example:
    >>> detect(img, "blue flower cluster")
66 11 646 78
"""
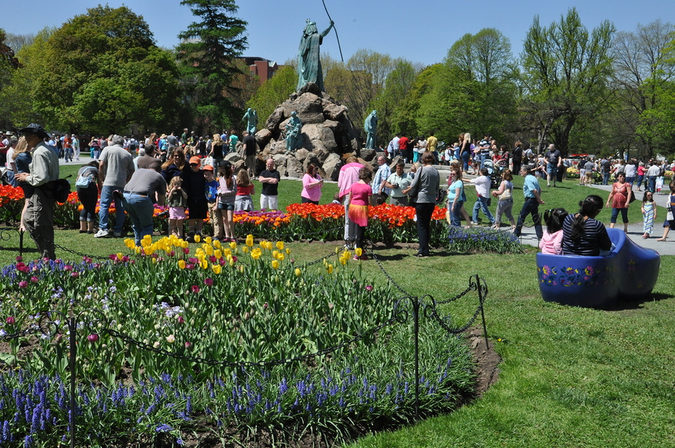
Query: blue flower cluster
448 227 522 254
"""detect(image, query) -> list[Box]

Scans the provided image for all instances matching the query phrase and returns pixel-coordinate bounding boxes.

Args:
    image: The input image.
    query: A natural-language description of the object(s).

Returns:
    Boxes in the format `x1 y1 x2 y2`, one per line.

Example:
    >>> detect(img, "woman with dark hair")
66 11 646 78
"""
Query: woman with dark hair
606 172 631 233
301 163 323 204
161 148 186 185
76 161 101 234
562 195 612 256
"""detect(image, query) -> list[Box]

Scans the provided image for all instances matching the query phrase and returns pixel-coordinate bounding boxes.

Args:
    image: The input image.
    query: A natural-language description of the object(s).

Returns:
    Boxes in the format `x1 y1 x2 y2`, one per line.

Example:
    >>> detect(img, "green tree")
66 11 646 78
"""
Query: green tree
371 59 418 142
521 8 615 155
18 5 181 134
325 49 395 132
418 29 518 144
611 20 675 158
639 34 675 158
247 65 298 126
177 0 247 132
0 29 20 129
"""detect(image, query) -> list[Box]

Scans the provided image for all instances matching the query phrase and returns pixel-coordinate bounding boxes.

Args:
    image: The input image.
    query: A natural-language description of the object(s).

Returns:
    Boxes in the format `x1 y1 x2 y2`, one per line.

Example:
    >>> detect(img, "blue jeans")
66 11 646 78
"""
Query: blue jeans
65 148 73 162
461 152 470 171
122 193 154 245
98 185 126 232
415 202 435 256
450 200 464 227
636 175 644 189
514 197 543 239
472 196 494 224
610 207 628 224
647 176 657 192
602 172 610 185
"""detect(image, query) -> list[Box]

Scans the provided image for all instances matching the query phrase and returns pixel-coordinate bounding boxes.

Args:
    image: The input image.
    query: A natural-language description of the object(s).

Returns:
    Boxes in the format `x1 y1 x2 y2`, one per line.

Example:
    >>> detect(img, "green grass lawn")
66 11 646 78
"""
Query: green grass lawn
4 164 674 447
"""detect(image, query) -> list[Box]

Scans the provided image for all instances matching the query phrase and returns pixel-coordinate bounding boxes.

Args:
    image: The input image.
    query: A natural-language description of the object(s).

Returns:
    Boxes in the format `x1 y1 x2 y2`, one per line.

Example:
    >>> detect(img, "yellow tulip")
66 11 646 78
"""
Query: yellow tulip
278 253 285 261
124 239 135 249
212 264 222 274
355 247 362 257
152 257 157 264
214 249 222 259
178 260 186 269
135 246 142 255
194 234 201 243
242 246 249 253
213 239 221 249
340 257 347 266
295 268 302 277
117 252 124 261
205 245 214 256
342 251 350 259
286 248 291 255
229 241 237 250
272 260 279 270
201 260 208 270
272 250 280 259
229 257 235 267
205 236 212 245
276 241 284 250
246 235 254 247
327 264 334 274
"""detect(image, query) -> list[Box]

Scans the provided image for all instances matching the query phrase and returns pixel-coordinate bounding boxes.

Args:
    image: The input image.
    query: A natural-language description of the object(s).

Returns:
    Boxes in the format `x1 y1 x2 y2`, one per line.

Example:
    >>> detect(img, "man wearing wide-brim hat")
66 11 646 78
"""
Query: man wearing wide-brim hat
15 123 60 259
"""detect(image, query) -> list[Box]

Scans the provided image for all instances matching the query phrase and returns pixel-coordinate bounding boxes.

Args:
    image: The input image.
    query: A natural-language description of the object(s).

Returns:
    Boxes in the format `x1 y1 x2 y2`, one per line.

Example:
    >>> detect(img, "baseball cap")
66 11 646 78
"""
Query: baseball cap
203 165 214 171
189 156 201 165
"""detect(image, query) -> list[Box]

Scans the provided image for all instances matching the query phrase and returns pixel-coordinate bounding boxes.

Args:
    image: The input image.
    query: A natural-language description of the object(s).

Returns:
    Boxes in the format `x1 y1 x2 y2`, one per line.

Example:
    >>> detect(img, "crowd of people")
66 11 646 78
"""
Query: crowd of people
2 123 673 259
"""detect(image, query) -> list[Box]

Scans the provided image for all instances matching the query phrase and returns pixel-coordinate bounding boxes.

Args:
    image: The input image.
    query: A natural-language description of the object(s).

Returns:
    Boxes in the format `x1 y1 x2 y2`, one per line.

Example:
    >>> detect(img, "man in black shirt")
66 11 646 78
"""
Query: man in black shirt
544 144 562 187
259 158 280 210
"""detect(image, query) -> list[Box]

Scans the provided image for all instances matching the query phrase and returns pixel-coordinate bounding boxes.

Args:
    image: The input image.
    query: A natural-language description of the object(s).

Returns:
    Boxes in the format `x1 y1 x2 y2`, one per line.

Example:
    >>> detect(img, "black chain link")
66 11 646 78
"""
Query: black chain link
0 324 43 341
367 245 412 296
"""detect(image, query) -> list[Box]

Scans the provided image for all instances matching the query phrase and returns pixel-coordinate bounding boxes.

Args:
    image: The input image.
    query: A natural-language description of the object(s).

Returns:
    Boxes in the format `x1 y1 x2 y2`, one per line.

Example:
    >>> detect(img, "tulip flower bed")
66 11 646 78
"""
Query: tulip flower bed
0 186 520 253
0 235 475 446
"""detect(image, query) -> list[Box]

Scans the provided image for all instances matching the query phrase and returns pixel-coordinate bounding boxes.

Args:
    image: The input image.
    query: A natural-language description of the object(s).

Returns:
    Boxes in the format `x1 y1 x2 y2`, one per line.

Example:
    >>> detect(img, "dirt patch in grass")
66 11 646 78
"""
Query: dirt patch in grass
466 326 501 397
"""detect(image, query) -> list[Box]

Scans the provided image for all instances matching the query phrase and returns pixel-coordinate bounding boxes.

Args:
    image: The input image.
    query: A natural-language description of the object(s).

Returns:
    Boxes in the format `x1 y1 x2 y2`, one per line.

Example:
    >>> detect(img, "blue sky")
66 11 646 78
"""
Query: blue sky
4 0 673 66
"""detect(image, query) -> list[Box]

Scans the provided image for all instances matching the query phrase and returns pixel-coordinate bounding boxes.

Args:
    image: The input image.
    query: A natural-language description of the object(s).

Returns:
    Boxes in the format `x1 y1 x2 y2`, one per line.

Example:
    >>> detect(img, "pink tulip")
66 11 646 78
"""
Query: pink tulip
87 334 99 342
6 316 15 325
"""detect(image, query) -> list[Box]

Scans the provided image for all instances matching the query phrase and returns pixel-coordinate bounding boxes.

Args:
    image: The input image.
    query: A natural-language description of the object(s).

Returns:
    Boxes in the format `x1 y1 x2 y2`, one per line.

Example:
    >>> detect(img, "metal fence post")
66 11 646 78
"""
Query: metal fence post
413 297 419 419
68 313 76 448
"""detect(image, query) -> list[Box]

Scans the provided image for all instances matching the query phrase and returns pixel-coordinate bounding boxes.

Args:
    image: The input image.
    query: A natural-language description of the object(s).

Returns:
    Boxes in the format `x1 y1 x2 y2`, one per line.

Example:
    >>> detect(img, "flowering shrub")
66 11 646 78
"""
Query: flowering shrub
0 236 475 445
566 167 580 178
448 227 524 254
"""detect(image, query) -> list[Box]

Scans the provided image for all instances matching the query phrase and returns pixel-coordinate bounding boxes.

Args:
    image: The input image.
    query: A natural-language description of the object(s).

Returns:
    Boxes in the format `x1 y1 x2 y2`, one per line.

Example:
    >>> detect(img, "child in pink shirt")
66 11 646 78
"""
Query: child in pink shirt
539 208 568 255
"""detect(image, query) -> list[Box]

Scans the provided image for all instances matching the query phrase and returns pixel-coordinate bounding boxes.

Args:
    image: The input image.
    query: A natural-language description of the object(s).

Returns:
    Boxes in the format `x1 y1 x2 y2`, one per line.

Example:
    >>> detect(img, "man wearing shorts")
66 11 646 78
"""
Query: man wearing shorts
259 158 280 210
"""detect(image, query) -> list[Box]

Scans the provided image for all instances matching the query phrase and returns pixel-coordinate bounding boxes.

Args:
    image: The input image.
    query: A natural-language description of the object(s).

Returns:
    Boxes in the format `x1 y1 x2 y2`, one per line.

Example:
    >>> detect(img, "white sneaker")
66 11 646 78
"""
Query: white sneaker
94 229 110 238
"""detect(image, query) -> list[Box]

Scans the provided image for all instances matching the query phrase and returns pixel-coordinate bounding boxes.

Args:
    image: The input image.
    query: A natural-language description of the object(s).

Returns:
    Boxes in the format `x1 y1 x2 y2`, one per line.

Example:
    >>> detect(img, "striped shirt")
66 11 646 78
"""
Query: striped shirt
561 214 612 256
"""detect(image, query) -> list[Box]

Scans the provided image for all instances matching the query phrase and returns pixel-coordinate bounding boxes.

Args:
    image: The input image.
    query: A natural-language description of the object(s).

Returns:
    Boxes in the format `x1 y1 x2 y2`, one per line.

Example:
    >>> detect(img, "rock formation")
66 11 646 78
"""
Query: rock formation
253 83 375 180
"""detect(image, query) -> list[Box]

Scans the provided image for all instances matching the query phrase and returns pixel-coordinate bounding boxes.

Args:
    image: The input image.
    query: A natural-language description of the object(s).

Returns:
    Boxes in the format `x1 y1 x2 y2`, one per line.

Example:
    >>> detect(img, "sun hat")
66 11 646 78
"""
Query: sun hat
18 123 50 139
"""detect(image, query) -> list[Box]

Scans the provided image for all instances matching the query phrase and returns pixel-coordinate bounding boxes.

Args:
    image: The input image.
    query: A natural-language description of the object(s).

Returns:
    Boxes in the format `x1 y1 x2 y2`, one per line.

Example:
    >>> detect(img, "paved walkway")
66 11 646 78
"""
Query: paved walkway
514 182 675 256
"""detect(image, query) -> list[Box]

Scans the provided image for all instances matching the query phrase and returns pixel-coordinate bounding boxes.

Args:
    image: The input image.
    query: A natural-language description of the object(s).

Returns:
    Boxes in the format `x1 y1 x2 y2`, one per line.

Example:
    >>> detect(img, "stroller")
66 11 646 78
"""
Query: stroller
482 159 502 188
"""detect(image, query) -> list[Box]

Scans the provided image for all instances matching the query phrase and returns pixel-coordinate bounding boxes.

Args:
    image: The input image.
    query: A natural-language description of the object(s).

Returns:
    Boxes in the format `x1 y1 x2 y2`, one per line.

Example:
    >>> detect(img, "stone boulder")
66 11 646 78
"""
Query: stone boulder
322 153 342 181
261 87 363 180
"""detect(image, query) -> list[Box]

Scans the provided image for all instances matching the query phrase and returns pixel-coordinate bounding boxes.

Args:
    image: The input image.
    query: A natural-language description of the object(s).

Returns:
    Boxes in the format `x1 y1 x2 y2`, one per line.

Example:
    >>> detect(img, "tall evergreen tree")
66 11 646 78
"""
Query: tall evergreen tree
177 0 248 132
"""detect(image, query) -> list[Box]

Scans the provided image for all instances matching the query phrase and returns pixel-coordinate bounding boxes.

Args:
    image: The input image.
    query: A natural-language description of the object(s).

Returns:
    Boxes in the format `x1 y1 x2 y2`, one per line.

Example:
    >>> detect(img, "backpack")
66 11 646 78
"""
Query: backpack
76 167 95 188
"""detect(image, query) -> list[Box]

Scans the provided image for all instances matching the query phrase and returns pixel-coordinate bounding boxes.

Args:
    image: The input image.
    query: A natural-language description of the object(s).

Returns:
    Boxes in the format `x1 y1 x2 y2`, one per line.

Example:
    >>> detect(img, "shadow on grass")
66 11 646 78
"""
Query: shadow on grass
604 292 674 311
